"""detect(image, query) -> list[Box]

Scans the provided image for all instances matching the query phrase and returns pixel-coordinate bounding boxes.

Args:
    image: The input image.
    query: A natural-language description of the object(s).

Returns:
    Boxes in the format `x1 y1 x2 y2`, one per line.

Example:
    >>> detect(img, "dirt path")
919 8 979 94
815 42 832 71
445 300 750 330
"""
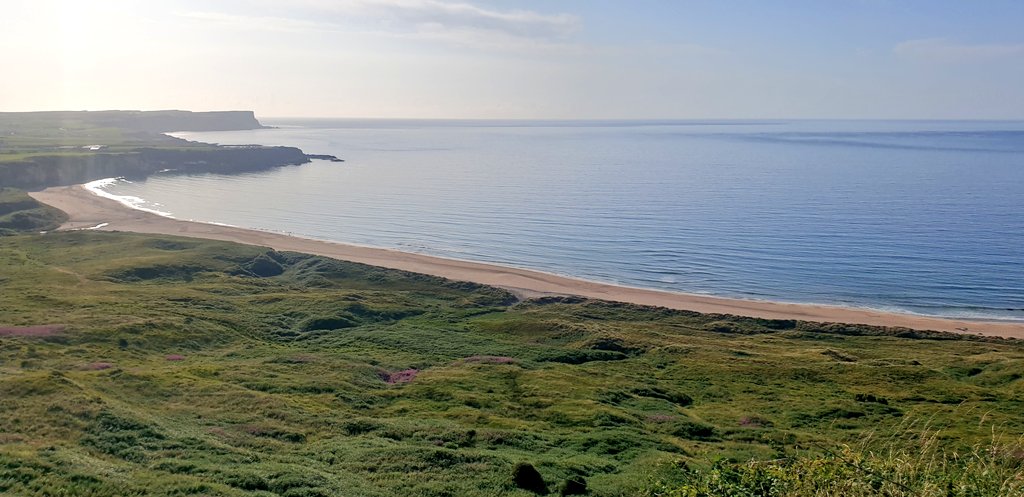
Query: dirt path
52 266 88 285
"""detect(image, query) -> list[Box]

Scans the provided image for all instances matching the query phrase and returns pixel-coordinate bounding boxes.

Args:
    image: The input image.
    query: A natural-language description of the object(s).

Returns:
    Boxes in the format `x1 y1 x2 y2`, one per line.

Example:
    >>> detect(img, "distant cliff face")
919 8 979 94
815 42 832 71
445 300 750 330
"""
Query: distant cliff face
0 147 310 190
0 110 266 133
96 110 266 132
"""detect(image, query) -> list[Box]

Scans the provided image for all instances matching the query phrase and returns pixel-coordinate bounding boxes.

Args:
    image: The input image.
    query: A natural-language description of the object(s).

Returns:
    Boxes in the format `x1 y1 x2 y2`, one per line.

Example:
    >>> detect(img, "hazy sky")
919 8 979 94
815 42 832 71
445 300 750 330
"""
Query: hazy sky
2 0 1024 119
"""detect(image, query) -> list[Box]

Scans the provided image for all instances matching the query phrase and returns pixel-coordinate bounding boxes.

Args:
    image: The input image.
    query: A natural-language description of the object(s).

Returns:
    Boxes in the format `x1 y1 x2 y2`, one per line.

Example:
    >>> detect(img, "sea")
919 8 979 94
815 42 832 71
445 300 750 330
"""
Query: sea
91 119 1024 321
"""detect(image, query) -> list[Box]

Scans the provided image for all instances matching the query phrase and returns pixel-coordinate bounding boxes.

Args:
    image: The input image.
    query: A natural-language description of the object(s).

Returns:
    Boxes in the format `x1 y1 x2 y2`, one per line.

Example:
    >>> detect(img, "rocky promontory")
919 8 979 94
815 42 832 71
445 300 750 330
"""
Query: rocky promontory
0 147 312 190
0 110 338 190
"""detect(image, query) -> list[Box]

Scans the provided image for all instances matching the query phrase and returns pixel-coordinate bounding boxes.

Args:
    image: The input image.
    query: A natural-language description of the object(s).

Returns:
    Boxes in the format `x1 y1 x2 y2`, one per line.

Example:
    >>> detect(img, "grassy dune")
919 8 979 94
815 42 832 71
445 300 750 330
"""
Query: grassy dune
0 188 68 235
1 231 1022 496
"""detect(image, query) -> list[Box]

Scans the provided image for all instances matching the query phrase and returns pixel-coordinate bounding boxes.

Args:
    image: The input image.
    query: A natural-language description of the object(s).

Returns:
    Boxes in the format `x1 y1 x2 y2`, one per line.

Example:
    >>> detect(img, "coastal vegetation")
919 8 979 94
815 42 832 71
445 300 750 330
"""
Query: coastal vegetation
0 188 67 235
0 111 317 190
1 229 1021 496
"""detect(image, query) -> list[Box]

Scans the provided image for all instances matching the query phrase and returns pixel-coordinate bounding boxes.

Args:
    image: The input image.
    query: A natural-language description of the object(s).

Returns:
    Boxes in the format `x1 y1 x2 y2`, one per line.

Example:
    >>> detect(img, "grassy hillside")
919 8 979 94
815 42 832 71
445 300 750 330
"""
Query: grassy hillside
0 188 67 234
1 231 1021 496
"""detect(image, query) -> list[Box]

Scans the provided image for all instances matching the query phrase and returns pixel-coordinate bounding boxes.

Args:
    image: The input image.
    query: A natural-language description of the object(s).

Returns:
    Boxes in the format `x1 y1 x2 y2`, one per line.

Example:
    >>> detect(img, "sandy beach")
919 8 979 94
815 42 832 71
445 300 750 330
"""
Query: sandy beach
30 185 1024 339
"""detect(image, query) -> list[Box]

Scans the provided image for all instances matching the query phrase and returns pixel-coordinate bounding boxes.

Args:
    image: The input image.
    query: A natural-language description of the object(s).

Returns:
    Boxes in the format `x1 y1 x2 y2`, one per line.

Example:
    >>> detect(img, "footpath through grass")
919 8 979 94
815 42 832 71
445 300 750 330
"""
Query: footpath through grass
1 231 1021 496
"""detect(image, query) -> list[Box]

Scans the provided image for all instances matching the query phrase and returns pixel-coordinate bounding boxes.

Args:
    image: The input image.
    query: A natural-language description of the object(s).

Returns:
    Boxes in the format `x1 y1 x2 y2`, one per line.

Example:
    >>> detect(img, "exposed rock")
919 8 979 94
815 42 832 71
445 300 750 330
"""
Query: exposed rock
305 154 344 162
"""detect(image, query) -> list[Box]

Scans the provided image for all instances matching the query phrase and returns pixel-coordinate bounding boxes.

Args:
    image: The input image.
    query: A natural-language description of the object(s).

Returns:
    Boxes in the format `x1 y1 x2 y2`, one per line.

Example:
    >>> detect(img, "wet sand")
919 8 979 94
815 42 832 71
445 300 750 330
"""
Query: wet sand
30 185 1024 339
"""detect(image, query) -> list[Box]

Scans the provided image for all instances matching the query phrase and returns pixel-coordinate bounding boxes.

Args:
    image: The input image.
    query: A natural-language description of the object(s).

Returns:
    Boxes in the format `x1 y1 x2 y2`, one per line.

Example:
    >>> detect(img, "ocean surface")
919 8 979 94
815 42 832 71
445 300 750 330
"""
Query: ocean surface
94 119 1024 321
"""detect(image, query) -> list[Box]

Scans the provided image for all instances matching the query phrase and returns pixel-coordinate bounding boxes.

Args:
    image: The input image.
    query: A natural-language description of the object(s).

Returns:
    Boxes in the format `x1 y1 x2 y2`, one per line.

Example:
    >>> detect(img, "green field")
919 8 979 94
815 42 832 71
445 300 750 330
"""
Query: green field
0 111 215 163
1 229 1022 496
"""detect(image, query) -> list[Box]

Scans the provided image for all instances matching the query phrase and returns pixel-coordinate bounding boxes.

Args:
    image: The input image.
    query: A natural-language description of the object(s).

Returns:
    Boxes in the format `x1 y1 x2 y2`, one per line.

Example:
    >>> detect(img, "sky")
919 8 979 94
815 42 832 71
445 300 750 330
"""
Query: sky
2 0 1023 119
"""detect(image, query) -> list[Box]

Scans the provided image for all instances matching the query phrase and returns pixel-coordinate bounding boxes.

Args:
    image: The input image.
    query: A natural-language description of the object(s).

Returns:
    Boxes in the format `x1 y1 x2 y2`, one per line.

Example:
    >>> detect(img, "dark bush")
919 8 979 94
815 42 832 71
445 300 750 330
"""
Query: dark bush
300 314 358 331
671 420 718 440
244 253 284 277
106 264 207 282
512 462 548 494
854 393 889 405
224 472 269 491
342 419 379 435
586 337 644 355
269 473 327 495
631 387 693 407
146 239 195 251
541 350 627 364
560 476 588 496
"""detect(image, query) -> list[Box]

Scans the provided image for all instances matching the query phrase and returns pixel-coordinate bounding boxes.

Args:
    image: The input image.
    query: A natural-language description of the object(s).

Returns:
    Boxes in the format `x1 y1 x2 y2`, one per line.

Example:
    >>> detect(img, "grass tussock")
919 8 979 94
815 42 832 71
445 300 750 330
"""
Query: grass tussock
663 420 1024 496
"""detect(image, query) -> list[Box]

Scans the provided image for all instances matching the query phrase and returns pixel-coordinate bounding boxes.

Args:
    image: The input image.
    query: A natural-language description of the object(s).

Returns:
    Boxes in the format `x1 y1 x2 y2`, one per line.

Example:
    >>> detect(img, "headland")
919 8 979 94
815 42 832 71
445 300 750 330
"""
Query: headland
0 110 338 189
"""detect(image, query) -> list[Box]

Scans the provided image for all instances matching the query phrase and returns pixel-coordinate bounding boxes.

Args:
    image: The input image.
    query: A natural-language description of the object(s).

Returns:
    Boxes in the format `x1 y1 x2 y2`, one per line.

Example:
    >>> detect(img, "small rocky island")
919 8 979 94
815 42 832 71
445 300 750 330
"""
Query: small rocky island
0 110 341 190
306 154 345 162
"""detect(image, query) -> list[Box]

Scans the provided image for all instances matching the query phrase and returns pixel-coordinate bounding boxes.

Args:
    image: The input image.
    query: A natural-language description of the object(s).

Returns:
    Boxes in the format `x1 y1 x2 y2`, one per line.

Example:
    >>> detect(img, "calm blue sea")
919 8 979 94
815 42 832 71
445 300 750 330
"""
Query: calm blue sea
96 119 1024 321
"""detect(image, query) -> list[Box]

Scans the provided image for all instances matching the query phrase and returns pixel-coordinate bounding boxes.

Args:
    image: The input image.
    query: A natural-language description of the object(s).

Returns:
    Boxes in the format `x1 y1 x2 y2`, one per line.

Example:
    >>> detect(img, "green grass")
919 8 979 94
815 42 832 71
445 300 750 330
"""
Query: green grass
0 112 227 164
1 231 1022 496
661 421 1024 496
0 116 180 162
0 188 67 234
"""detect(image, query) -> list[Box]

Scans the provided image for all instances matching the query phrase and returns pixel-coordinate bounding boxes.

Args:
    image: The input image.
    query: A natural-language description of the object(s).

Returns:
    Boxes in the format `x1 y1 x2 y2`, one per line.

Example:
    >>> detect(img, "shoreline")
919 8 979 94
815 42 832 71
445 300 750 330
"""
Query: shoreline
29 184 1024 339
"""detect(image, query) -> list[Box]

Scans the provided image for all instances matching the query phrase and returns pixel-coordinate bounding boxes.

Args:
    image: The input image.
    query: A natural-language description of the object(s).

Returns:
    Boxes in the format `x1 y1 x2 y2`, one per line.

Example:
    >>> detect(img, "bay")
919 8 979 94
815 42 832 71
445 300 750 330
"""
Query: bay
96 119 1024 321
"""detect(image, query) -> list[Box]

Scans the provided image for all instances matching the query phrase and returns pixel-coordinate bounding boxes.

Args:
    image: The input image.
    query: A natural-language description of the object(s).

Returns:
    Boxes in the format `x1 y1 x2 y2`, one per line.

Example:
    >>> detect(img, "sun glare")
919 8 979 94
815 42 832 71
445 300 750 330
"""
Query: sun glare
46 0 132 108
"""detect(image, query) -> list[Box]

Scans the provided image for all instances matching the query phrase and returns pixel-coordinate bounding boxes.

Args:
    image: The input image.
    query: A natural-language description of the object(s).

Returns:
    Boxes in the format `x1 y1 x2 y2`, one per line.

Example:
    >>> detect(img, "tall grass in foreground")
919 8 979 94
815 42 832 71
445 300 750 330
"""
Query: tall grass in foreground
662 418 1024 497
3 231 1023 496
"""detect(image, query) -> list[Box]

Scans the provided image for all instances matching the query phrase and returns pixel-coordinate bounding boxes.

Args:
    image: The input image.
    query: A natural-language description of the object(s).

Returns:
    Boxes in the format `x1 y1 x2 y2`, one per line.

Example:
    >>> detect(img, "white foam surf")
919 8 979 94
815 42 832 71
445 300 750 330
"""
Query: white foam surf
83 178 176 217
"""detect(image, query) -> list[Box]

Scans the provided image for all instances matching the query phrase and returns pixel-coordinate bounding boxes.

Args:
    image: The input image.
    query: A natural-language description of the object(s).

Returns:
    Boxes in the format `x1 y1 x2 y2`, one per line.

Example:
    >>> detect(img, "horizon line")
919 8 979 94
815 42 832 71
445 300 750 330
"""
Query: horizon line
4 109 1024 122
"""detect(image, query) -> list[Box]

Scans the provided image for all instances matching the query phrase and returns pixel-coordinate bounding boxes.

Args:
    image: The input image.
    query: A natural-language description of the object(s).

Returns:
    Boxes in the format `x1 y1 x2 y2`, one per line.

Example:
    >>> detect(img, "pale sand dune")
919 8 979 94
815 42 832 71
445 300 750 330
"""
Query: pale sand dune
30 185 1024 339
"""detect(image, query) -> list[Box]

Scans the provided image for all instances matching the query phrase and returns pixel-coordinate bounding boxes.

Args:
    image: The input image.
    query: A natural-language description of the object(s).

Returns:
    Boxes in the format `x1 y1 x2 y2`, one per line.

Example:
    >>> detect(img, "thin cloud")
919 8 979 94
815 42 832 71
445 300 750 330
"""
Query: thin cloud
894 38 1024 62
280 0 580 40
369 0 578 39
178 3 717 58
382 24 580 52
178 11 337 33
178 1 582 52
